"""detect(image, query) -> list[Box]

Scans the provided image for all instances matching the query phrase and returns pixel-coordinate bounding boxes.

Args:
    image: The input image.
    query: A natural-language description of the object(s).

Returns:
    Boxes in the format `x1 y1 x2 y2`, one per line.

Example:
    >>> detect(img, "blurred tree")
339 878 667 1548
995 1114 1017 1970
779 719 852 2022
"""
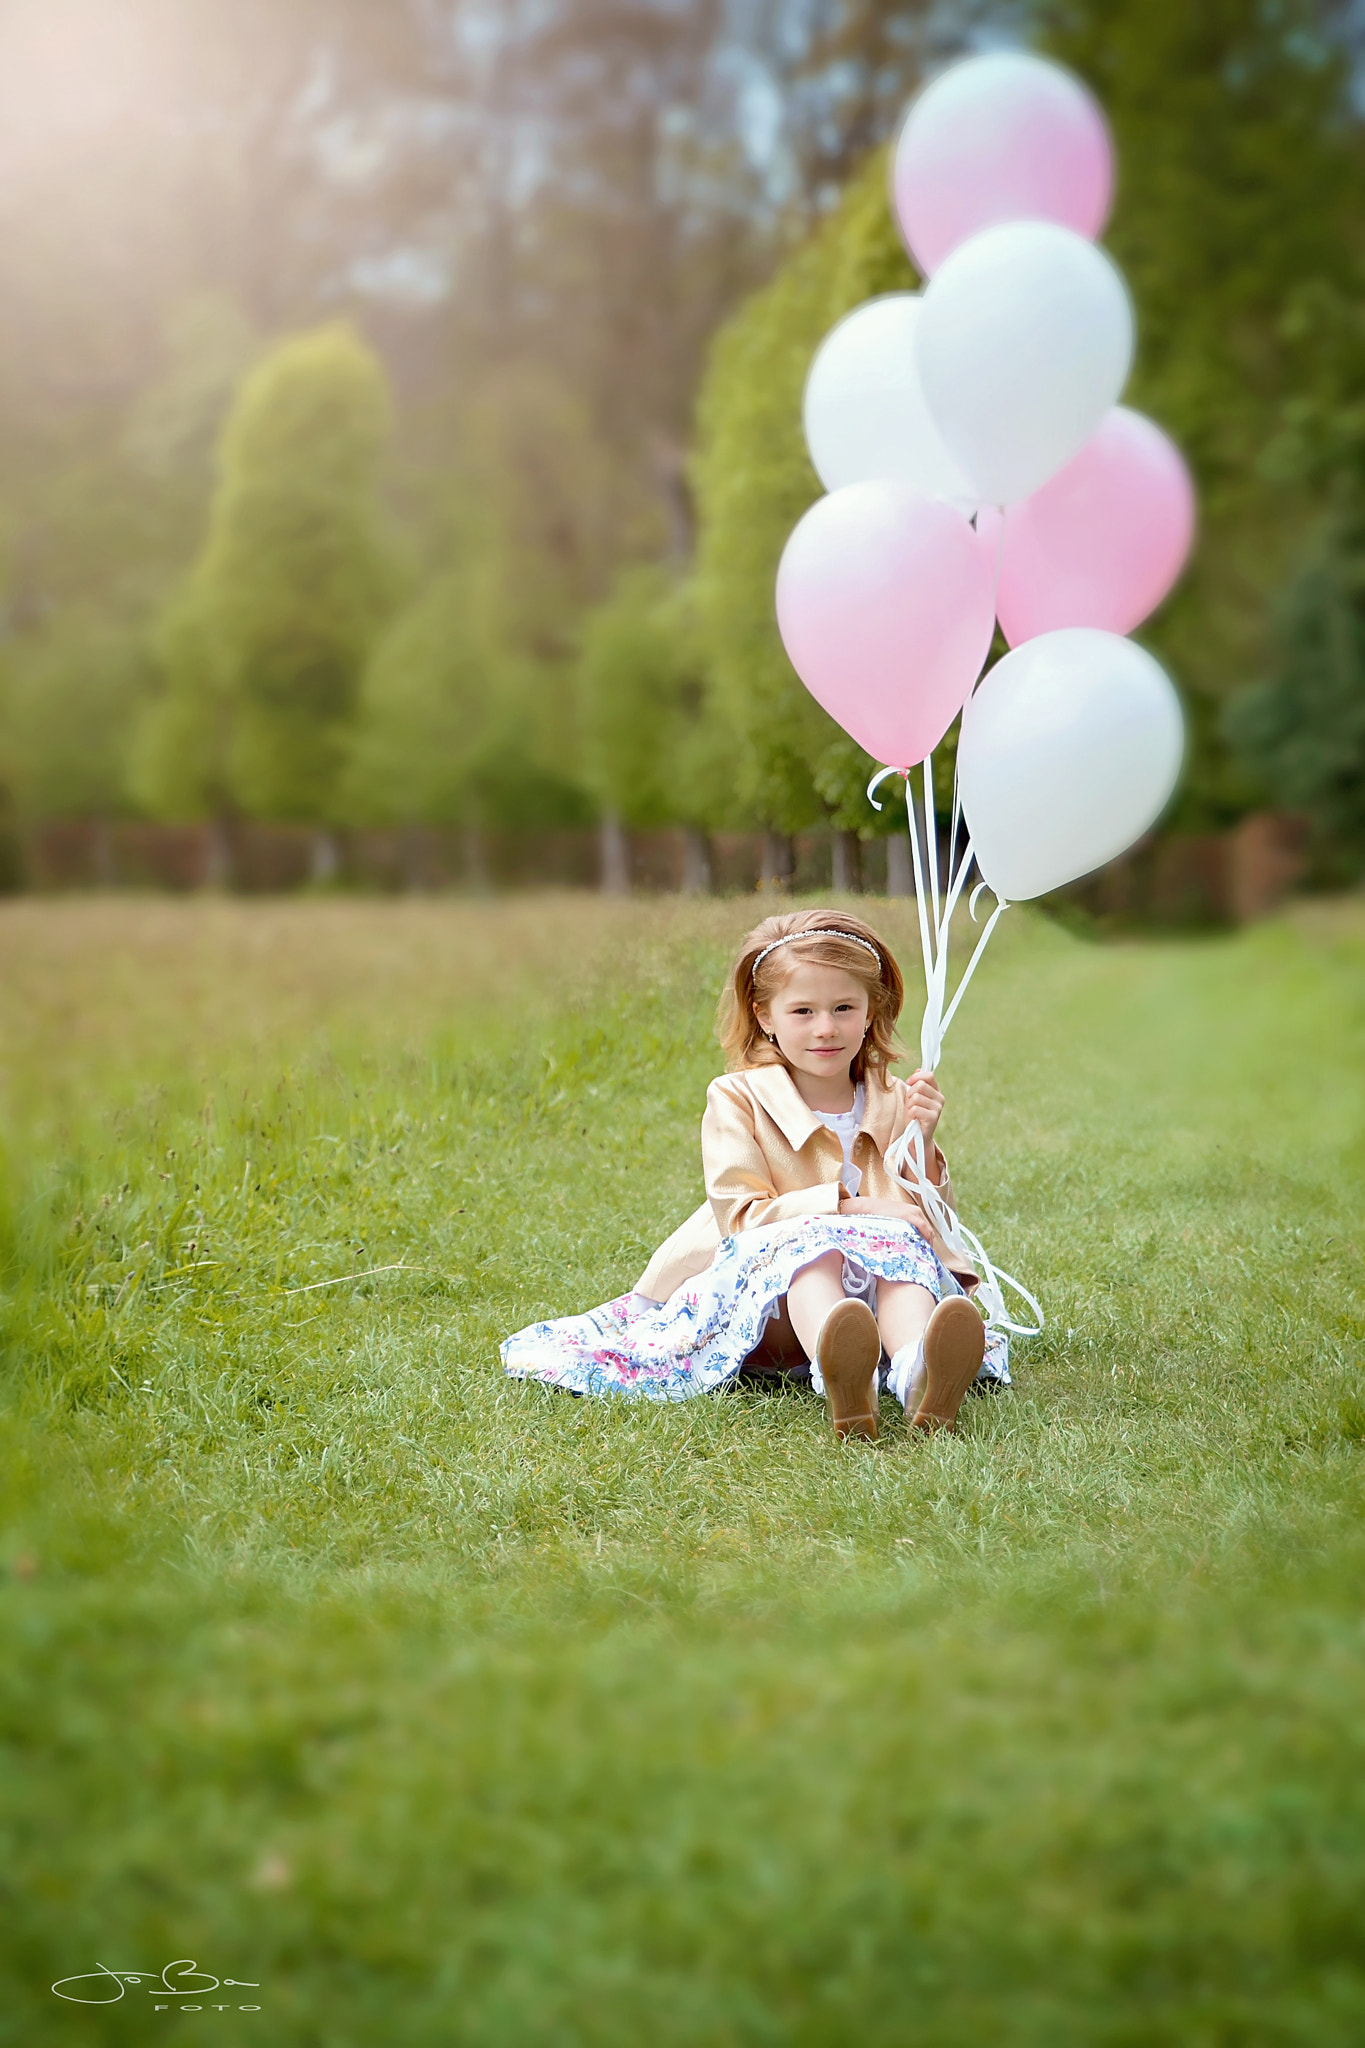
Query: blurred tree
668 586 747 846
461 0 749 449
691 148 919 847
0 2 430 677
695 1 1365 860
773 0 974 194
134 322 398 823
0 0 969 853
122 295 260 522
343 576 595 840
343 572 495 832
0 1 428 391
575 564 740 887
0 296 257 835
464 364 619 671
1041 0 1365 825
4 0 1363 872
578 568 688 835
1224 515 1365 872
2 610 150 822
1224 271 1365 870
346 362 613 839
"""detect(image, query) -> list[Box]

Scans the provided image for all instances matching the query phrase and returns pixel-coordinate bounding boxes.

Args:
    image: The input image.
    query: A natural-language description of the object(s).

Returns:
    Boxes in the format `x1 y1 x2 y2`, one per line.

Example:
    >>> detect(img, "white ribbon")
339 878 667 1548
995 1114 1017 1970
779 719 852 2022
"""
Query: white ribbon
866 747 1043 1339
867 757 1010 1071
884 1119 1044 1339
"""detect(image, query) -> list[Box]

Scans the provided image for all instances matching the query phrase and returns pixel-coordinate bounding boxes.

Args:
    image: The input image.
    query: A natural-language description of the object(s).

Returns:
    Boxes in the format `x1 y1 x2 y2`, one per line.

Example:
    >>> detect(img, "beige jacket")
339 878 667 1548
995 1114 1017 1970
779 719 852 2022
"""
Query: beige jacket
634 1064 977 1303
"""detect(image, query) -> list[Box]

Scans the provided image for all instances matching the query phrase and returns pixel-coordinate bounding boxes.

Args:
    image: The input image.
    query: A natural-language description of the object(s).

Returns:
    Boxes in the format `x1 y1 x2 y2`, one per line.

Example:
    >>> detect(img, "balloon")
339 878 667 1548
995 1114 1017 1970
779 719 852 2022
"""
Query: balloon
917 220 1134 504
893 51 1113 277
776 482 996 769
977 409 1195 644
957 628 1184 900
802 294 977 508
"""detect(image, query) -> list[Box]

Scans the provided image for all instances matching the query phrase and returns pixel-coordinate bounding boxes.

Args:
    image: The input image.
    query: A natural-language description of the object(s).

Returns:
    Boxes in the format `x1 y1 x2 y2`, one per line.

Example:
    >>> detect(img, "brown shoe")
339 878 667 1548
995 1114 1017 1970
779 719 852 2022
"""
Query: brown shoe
817 1298 881 1441
907 1296 985 1432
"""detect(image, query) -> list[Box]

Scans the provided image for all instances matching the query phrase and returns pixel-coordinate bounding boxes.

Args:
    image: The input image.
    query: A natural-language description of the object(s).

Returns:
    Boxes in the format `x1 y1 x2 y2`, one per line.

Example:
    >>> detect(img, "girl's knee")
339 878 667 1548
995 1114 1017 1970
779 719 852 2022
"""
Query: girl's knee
793 1250 844 1284
877 1277 936 1308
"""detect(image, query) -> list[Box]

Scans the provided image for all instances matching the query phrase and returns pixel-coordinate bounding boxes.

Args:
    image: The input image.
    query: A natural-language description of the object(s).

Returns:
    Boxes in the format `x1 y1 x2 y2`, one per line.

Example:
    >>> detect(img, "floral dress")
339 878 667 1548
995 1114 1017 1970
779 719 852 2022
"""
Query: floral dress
501 1211 1011 1404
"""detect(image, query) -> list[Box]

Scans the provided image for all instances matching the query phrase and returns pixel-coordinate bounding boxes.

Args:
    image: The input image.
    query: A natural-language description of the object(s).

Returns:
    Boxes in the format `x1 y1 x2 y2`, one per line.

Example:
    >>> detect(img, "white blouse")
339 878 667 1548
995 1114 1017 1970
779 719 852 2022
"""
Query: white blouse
813 1082 866 1196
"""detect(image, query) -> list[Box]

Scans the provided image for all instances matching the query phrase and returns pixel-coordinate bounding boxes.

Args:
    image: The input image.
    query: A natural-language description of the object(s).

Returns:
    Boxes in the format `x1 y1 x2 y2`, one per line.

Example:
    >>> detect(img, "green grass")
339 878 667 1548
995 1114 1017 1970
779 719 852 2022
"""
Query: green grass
2 892 1364 2046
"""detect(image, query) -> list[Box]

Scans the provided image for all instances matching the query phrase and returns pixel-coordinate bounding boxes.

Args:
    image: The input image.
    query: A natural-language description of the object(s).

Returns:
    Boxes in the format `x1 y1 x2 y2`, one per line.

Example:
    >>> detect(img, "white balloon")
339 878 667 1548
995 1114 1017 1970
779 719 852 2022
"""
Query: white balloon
917 221 1134 504
958 628 1184 901
802 295 978 508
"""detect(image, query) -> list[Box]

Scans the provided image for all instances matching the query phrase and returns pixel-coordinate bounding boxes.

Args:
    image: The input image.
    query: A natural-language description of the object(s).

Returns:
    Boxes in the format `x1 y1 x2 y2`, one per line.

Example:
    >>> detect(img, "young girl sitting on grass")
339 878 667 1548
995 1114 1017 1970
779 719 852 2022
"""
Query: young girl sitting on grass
502 908 1008 1438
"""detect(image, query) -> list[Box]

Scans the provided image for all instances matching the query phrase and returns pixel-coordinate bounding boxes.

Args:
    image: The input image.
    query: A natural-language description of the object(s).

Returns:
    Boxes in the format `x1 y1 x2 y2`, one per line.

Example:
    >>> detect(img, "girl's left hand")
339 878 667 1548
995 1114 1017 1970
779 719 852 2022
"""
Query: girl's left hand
904 1068 945 1151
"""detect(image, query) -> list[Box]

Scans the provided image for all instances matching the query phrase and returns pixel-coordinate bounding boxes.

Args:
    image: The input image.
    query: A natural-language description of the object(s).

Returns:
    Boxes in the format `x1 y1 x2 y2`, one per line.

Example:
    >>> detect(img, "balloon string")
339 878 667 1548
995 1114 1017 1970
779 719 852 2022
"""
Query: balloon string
938 893 1009 1043
904 770 939 1070
922 749 940 935
862 519 1033 1333
926 827 977 1055
905 497 1005 1063
942 829 977 930
866 761 1003 1071
885 1119 1044 1339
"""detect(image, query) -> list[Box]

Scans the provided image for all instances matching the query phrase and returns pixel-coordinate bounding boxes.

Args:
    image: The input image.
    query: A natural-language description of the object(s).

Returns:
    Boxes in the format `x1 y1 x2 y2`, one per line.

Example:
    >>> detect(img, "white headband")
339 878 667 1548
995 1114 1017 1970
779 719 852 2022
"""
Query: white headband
750 929 882 980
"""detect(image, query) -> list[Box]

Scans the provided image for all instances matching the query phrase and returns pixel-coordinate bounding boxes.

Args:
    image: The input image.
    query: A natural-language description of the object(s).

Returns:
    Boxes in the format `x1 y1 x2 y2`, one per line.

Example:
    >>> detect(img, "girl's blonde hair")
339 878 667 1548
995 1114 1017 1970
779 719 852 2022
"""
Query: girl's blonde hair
717 908 905 1084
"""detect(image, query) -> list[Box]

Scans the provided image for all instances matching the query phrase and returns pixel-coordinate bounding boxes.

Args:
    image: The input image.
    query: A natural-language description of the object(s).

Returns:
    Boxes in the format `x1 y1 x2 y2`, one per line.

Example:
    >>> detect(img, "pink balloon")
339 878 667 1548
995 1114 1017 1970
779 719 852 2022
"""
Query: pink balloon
776 482 996 769
893 52 1113 278
978 408 1195 646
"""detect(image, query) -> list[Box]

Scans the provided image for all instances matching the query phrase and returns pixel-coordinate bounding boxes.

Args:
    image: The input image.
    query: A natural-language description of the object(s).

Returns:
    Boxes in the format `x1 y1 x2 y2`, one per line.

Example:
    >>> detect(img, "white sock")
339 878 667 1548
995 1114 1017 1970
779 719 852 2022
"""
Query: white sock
808 1305 835 1397
887 1336 926 1410
808 1299 877 1400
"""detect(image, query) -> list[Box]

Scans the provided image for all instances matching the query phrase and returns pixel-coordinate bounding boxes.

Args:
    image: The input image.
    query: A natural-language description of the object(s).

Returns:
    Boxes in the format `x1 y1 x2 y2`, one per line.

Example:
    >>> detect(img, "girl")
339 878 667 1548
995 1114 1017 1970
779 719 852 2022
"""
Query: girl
502 909 1008 1438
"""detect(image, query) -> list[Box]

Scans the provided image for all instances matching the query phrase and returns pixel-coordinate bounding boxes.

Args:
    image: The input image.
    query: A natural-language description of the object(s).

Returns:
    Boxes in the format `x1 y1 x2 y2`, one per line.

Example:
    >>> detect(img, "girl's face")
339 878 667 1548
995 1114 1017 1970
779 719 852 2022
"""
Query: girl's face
754 962 871 1098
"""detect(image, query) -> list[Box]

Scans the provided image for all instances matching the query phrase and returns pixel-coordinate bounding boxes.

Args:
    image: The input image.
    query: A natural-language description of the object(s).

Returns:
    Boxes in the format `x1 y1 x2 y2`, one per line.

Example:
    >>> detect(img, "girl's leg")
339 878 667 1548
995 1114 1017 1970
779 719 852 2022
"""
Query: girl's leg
880 1276 984 1429
875 1278 936 1364
789 1252 880 1442
785 1251 848 1360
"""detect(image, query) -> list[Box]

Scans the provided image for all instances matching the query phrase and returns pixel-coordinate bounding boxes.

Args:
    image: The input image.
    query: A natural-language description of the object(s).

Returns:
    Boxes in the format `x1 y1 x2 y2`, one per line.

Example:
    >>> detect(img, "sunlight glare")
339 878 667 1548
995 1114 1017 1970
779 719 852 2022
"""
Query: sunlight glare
0 0 166 149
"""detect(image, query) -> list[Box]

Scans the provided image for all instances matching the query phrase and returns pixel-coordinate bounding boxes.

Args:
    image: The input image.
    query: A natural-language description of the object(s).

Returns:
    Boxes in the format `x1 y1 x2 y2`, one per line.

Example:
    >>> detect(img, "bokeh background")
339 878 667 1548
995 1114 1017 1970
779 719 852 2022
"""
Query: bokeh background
1 0 1363 909
5 7 1365 2045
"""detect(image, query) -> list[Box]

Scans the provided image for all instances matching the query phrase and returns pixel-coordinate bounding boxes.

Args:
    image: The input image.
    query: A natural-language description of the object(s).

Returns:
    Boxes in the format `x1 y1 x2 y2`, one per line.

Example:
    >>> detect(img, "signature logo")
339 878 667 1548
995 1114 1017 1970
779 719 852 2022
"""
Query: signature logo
52 1961 261 2008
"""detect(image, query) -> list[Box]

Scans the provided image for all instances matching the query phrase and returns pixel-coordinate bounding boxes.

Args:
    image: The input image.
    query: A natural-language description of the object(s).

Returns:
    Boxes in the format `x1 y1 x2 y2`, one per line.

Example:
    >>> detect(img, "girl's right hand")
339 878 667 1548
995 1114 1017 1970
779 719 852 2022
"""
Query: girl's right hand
904 1069 945 1150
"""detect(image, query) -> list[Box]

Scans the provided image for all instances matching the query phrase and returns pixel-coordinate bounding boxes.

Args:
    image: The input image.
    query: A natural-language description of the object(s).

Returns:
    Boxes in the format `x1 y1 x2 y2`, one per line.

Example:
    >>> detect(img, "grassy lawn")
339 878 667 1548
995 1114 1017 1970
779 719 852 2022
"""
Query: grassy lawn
2 892 1364 2046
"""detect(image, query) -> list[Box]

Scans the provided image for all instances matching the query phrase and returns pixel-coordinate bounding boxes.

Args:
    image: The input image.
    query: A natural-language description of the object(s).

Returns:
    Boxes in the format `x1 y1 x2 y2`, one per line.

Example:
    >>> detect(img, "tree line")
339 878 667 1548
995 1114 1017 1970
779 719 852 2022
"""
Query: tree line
2 0 1365 882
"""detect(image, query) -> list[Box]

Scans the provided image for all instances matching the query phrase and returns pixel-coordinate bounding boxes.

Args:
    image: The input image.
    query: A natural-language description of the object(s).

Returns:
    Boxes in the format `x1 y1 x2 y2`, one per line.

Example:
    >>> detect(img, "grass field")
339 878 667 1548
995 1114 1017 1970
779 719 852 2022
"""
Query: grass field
2 892 1364 2047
